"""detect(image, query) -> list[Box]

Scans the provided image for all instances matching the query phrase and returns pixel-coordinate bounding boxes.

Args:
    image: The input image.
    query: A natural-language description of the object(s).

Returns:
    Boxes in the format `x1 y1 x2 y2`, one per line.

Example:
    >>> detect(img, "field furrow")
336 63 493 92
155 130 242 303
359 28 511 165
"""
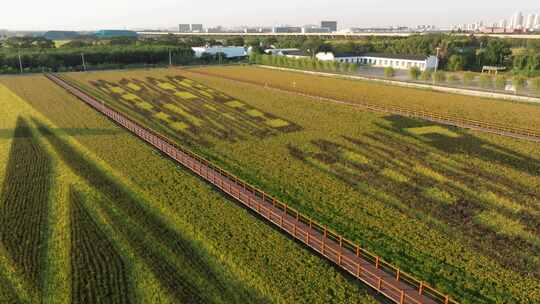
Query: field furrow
70 186 131 304
0 117 52 294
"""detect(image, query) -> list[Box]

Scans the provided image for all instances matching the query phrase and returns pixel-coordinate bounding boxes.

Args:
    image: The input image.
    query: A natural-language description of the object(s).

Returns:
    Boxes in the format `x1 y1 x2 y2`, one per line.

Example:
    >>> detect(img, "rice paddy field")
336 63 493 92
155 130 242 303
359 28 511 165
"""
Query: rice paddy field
0 64 539 303
0 76 378 303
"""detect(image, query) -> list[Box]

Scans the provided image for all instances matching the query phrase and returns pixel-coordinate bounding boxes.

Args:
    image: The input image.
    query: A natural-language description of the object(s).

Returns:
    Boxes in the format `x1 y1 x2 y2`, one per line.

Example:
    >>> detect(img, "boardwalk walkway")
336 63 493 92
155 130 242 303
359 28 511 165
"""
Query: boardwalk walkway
183 68 540 143
46 73 457 304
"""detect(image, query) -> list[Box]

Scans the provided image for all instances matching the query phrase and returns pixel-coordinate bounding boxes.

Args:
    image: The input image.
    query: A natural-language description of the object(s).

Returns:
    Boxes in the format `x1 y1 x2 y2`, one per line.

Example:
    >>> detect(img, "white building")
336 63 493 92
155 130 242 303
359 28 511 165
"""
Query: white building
315 52 439 71
526 14 536 30
280 50 311 59
264 48 301 55
192 46 247 58
535 14 540 29
511 12 524 29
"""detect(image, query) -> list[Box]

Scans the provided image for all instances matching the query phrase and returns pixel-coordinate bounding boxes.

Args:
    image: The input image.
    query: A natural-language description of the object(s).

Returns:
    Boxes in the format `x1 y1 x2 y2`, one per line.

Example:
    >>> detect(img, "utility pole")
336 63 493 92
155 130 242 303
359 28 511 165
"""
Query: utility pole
169 49 172 66
433 47 441 85
434 47 441 73
18 50 23 74
81 53 87 71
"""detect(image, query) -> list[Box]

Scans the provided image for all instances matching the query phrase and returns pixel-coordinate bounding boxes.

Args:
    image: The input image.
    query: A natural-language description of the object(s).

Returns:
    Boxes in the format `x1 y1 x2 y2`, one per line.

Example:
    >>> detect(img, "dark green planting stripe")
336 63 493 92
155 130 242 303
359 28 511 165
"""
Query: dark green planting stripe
0 117 52 294
70 186 132 304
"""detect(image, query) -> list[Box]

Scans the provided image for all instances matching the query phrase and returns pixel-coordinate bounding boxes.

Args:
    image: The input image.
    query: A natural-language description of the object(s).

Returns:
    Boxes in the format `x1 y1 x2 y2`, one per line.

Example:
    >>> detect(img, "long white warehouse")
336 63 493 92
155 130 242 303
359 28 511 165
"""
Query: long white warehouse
316 52 439 71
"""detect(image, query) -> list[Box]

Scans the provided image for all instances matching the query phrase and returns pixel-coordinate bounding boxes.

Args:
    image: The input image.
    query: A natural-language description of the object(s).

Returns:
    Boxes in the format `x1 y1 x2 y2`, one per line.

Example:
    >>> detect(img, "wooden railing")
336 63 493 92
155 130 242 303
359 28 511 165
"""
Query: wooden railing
46 73 459 304
183 69 540 142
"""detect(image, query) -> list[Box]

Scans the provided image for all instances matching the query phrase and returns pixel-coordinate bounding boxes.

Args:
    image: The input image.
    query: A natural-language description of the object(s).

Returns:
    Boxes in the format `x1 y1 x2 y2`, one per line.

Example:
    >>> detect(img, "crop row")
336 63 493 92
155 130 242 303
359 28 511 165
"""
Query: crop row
70 186 131 304
4 74 378 303
79 68 540 304
0 117 52 295
188 65 540 128
86 75 301 148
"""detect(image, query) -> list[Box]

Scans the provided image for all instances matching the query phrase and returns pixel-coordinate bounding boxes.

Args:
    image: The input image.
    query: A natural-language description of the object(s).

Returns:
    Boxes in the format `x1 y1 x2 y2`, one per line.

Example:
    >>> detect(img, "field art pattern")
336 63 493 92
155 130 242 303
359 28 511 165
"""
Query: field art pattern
289 116 540 278
2 74 380 304
62 68 540 303
185 68 540 142
90 76 301 147
47 73 454 304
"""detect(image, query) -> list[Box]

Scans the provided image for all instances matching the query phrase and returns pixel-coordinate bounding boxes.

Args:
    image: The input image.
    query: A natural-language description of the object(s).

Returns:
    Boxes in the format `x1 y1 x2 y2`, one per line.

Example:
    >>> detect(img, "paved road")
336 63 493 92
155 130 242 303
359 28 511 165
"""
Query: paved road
46 73 456 304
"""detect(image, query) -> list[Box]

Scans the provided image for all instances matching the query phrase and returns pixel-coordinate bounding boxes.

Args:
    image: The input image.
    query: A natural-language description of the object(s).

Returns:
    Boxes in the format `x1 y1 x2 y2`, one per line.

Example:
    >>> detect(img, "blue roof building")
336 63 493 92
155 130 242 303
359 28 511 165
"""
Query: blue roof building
95 30 138 38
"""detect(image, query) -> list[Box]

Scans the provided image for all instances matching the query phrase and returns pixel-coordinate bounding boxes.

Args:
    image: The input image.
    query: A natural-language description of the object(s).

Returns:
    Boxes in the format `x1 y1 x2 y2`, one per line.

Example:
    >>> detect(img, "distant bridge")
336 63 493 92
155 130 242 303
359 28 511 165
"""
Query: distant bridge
137 31 540 40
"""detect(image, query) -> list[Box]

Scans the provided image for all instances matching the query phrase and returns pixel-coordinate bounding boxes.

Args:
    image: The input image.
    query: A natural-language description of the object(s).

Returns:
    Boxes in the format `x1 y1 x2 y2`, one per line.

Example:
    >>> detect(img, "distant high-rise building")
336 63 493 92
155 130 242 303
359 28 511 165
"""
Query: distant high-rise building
302 25 331 33
535 14 540 29
526 14 536 30
179 24 190 32
190 24 204 32
321 21 338 32
272 26 302 33
511 11 524 29
499 19 508 28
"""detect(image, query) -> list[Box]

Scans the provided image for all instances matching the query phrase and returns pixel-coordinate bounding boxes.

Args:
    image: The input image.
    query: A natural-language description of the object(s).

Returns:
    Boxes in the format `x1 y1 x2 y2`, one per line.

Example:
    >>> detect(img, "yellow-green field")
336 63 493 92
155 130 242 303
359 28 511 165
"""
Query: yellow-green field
63 66 540 304
0 77 378 303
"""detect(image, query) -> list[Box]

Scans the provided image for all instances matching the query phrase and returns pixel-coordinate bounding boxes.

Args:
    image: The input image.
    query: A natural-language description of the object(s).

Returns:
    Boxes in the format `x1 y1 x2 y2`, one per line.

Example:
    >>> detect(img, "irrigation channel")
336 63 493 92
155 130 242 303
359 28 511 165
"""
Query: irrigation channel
46 73 457 304
182 69 540 143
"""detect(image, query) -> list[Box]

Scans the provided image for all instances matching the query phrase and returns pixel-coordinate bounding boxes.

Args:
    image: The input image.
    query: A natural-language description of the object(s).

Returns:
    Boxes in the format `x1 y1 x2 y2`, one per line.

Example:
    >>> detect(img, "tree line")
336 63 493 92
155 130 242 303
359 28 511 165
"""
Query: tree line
245 34 540 76
0 35 238 74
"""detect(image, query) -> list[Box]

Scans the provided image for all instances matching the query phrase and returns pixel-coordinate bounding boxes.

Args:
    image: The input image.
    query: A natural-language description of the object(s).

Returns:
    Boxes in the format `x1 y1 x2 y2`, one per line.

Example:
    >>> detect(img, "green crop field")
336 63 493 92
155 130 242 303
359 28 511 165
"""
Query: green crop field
0 76 378 304
61 66 540 304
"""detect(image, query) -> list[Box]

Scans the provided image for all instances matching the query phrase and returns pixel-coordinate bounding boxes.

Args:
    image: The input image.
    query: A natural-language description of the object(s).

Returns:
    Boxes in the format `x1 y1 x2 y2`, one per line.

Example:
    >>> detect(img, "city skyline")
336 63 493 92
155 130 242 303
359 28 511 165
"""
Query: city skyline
1 0 539 31
452 10 540 32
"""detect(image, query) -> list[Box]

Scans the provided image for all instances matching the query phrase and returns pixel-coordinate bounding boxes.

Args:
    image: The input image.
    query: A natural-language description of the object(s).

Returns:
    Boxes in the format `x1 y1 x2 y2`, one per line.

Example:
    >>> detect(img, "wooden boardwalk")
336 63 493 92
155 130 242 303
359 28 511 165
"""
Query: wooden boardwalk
183 69 540 143
46 73 457 304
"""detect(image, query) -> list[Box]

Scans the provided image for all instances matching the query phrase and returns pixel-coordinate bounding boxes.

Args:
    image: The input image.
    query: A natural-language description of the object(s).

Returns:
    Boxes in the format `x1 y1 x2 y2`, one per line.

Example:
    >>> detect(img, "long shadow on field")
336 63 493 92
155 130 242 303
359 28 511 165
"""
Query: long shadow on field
0 117 52 295
0 128 120 139
32 118 270 304
0 273 21 304
70 186 133 304
288 132 540 302
381 115 540 177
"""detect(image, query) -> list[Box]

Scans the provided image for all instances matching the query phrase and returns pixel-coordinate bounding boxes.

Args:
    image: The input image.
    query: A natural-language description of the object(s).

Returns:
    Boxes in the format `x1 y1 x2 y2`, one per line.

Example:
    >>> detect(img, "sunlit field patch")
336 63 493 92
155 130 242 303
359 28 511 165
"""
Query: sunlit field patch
381 168 409 183
85 76 301 147
265 119 290 128
175 91 197 99
407 126 460 138
225 100 244 108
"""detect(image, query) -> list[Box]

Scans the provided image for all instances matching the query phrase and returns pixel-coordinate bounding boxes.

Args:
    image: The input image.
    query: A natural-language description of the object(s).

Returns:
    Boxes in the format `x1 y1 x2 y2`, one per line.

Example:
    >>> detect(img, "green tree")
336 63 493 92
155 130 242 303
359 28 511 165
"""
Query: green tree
494 75 507 90
384 66 395 78
348 63 358 73
448 74 460 84
433 71 447 83
420 70 432 81
463 72 475 86
512 75 527 92
479 74 493 88
261 37 278 48
301 38 330 57
447 54 464 71
226 37 245 46
531 77 540 93
484 39 511 66
409 67 421 80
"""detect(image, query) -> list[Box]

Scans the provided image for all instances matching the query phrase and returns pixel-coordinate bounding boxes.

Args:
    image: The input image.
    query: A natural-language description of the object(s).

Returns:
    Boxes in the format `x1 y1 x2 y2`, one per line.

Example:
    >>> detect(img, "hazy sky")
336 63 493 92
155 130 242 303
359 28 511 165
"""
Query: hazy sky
1 0 539 31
